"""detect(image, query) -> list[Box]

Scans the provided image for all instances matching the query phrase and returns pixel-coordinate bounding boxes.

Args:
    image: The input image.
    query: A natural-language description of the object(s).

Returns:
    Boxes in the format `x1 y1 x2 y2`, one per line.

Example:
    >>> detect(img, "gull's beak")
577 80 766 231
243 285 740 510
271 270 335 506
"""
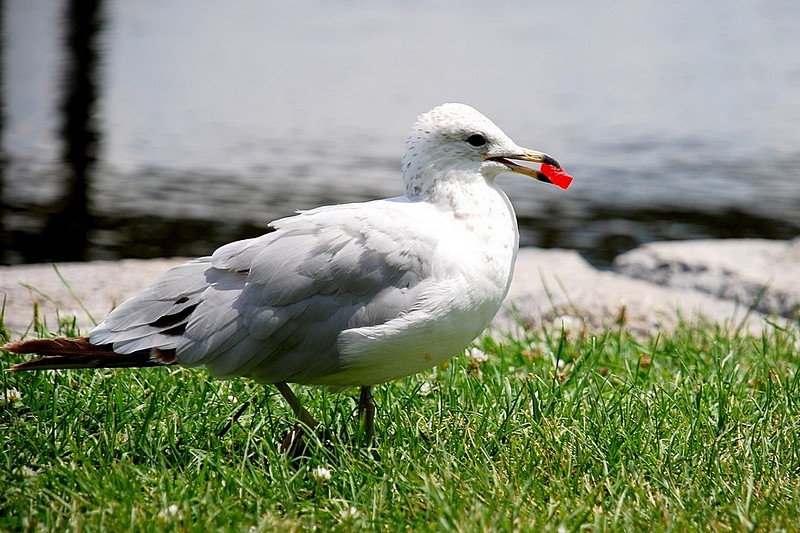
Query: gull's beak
486 148 562 185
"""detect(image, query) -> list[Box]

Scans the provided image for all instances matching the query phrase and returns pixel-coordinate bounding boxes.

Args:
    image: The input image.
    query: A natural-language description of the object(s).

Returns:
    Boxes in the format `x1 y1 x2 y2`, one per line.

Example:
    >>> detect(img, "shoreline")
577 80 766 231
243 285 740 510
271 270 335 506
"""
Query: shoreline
1 238 798 339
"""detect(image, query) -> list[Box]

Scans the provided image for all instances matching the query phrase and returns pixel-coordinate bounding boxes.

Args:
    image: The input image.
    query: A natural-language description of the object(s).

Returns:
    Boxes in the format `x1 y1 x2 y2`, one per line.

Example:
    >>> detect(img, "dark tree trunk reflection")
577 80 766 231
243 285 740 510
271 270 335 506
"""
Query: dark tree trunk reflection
42 0 103 262
0 0 6 263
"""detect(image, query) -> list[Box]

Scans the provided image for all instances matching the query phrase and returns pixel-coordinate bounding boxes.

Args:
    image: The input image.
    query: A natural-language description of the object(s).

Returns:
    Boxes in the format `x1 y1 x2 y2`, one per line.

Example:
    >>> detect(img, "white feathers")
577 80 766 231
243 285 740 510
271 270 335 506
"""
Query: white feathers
88 103 527 387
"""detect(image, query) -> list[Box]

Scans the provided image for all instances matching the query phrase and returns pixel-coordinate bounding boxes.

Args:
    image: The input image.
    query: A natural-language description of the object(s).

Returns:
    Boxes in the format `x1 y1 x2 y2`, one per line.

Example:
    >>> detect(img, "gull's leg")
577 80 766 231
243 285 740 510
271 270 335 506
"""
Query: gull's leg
274 382 318 456
275 382 318 428
358 385 375 443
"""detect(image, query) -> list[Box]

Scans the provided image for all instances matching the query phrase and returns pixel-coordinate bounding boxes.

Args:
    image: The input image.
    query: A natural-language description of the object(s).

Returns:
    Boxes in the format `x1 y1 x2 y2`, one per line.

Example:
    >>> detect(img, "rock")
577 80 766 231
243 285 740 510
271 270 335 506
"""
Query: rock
1 241 790 341
496 248 773 337
0 259 185 336
613 238 800 319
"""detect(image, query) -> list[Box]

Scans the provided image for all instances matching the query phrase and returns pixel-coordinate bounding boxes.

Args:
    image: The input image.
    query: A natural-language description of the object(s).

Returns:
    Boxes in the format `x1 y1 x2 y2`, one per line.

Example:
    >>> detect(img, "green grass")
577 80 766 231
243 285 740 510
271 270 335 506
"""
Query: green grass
1 311 799 531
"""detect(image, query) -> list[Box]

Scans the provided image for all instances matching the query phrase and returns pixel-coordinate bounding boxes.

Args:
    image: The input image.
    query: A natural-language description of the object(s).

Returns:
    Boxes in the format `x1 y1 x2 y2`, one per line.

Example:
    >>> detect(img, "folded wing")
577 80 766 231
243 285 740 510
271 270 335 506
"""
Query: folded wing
90 200 439 384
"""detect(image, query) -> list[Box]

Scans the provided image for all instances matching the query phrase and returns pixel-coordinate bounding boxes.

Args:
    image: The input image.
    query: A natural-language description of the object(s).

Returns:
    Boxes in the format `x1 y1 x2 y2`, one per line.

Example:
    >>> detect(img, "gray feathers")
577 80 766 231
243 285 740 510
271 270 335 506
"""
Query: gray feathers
88 200 438 384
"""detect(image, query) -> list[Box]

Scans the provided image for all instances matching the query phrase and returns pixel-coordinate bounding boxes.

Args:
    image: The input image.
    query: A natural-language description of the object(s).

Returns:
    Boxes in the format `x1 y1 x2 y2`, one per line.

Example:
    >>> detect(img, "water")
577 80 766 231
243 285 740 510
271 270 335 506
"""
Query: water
3 0 800 266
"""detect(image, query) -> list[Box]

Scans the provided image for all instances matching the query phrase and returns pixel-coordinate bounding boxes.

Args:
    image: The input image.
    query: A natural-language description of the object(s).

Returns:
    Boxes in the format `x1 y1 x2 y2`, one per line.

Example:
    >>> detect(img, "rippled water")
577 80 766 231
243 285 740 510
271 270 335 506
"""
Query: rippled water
3 0 800 265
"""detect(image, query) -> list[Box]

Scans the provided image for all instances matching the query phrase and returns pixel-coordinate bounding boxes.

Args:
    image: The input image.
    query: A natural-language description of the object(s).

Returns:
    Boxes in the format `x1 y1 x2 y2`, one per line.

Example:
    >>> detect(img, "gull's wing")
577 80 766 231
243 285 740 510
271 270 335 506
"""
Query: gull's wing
90 199 440 384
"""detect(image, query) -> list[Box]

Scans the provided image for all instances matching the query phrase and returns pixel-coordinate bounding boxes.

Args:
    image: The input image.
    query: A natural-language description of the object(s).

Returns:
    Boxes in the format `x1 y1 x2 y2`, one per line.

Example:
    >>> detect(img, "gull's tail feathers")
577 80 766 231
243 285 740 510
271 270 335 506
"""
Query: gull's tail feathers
4 337 175 372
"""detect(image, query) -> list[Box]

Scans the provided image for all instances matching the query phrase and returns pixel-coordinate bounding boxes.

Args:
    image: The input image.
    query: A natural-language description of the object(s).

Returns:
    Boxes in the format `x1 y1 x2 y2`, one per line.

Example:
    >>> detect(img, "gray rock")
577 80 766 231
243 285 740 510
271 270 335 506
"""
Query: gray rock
0 259 185 336
497 248 772 337
613 238 800 319
1 241 790 341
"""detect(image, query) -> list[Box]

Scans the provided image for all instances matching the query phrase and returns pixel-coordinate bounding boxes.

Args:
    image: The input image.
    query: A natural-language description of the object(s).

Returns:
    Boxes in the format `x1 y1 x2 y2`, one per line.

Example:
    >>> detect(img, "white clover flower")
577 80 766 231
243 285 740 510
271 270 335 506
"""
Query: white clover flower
13 466 38 478
418 381 433 397
465 347 488 363
312 466 332 483
1 388 23 406
158 504 181 520
340 506 358 519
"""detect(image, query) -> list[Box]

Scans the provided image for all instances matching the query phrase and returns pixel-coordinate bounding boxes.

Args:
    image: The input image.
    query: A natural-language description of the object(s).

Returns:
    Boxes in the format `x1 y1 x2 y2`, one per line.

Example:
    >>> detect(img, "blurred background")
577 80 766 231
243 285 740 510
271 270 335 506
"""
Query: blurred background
2 0 799 267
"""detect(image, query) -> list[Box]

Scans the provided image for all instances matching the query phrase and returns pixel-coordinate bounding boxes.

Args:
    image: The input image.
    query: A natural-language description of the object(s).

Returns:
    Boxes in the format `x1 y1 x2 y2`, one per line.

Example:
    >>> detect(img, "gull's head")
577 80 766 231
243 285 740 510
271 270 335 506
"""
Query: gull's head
401 103 565 198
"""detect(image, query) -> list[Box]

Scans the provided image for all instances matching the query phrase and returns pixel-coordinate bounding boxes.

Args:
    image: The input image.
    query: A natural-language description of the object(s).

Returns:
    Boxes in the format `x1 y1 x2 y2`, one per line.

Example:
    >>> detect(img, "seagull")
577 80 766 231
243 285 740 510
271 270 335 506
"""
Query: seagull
4 103 573 452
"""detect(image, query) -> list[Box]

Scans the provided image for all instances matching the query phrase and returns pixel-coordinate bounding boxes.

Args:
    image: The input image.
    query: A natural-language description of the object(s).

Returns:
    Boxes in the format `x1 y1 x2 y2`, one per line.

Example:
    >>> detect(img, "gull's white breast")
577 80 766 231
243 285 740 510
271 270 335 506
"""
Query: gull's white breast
320 181 519 386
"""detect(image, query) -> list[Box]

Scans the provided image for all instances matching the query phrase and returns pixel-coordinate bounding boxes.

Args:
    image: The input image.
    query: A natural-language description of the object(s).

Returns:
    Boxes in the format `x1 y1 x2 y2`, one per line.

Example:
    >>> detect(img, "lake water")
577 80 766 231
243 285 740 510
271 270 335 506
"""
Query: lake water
3 0 800 266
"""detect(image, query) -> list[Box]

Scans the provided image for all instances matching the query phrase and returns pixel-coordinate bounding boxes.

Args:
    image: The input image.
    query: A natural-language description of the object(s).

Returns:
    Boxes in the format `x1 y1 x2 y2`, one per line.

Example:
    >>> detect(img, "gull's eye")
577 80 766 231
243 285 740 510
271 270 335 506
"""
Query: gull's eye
466 134 487 147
